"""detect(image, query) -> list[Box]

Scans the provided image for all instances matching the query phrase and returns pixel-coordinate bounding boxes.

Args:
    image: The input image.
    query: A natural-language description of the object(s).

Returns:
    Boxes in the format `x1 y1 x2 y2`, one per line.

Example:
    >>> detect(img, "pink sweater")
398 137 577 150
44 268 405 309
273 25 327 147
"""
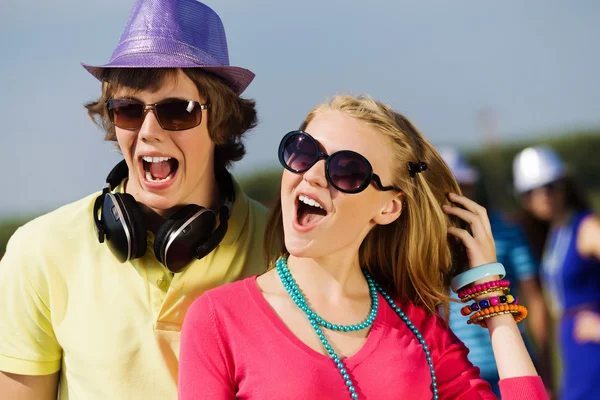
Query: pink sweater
179 277 547 399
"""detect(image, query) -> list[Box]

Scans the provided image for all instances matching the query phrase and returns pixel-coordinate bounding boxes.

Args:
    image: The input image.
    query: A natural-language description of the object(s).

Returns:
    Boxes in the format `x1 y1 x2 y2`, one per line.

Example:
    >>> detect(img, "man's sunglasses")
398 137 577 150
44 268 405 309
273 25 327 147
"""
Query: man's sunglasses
278 130 402 194
106 99 210 131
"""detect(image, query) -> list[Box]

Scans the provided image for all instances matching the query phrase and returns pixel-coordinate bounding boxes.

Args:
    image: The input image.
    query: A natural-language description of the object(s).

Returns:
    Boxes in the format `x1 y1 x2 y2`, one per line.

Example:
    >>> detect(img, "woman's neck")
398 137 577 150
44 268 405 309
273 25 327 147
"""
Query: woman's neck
286 253 369 304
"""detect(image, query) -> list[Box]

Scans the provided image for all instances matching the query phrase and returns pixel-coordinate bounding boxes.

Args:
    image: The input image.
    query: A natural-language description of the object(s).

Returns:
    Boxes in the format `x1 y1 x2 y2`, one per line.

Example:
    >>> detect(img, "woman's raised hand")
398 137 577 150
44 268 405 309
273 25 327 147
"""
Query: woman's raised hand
443 193 497 269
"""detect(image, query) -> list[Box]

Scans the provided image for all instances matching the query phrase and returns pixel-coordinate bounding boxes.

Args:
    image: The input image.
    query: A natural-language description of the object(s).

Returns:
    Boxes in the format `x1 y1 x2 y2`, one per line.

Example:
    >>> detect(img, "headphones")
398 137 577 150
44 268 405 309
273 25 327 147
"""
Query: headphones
93 160 235 273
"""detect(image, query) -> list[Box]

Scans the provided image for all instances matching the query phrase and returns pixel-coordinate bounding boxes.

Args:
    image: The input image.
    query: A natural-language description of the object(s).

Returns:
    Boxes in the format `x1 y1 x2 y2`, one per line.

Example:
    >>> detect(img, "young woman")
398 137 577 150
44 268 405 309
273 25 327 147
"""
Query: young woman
513 146 600 400
179 95 547 399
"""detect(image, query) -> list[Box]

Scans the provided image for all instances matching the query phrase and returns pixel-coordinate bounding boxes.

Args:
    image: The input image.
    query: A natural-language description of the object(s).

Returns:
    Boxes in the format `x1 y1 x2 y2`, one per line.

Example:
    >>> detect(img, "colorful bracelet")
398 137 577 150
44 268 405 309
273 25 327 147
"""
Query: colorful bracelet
476 307 528 328
458 279 510 300
467 304 528 327
460 286 511 303
460 294 518 316
450 263 506 293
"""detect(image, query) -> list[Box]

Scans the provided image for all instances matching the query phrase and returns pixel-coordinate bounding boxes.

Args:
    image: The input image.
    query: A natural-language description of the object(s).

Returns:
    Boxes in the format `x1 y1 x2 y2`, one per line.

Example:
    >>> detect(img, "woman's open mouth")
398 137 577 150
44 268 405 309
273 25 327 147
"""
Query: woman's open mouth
295 194 327 229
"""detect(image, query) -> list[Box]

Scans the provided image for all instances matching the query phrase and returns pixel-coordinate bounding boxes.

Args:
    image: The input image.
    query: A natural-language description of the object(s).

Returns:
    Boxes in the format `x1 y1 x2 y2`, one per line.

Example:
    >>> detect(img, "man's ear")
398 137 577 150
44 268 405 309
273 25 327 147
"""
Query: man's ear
373 192 405 225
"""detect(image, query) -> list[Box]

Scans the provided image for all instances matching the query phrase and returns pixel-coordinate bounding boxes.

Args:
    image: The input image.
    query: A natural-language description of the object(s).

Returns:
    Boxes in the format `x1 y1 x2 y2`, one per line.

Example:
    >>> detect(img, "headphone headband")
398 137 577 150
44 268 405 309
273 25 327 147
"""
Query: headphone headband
105 159 130 192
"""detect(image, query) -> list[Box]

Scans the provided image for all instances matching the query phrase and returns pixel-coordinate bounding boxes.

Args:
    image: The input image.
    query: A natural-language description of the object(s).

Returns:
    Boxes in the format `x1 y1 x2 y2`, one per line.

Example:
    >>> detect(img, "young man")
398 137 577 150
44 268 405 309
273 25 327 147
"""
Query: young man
0 1 268 399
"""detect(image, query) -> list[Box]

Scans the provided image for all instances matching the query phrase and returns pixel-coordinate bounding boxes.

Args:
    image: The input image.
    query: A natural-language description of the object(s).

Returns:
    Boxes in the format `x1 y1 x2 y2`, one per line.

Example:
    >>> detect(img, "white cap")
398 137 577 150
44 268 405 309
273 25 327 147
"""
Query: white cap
438 147 479 185
512 146 566 194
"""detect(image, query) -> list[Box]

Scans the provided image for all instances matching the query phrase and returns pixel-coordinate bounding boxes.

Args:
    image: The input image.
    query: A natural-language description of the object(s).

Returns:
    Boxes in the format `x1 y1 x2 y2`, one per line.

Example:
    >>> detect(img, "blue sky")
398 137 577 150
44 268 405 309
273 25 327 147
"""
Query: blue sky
1 0 599 217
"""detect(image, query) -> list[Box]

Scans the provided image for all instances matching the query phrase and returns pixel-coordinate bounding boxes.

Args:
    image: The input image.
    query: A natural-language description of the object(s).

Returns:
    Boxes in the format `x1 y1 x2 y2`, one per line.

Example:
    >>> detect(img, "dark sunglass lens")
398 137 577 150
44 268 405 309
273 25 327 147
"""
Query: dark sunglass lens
109 100 144 130
329 152 369 192
156 100 202 131
283 133 318 172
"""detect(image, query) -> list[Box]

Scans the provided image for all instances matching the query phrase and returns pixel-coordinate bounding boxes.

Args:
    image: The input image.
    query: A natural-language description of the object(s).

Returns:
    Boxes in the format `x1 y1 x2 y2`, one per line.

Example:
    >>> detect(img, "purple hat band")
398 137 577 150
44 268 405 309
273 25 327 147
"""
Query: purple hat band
81 0 254 95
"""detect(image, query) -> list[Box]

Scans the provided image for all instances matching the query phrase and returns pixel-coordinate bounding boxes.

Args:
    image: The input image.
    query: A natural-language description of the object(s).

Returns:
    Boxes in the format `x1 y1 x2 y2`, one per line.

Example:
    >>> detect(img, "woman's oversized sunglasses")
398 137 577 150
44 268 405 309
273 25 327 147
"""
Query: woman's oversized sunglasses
107 98 210 131
278 130 402 194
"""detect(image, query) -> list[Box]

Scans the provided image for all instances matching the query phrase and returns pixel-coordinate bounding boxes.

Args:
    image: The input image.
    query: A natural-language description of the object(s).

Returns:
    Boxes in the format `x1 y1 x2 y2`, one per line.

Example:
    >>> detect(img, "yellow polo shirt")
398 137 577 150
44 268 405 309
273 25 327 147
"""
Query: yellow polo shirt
0 179 268 399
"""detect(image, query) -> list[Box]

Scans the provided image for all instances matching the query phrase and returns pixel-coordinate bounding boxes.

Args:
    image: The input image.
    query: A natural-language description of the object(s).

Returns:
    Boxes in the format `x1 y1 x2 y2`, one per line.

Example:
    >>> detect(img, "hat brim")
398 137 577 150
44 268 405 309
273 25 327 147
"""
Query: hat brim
81 53 255 95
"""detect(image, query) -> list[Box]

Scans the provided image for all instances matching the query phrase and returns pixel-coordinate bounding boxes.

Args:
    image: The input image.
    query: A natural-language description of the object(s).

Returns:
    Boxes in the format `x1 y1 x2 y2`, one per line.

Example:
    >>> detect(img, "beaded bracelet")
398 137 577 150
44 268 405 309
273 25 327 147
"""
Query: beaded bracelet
458 279 510 300
460 294 518 316
469 303 525 322
460 286 511 303
476 307 528 328
467 304 528 327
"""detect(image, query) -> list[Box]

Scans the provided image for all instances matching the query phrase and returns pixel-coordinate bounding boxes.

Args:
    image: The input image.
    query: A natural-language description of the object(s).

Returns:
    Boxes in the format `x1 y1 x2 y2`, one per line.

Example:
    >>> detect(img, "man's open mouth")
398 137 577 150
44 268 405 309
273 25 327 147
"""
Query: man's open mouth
141 156 179 183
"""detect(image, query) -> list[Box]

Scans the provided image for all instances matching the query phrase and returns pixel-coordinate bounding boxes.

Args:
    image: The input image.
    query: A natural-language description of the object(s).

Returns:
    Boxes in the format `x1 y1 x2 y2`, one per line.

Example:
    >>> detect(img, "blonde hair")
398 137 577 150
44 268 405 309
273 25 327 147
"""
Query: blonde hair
264 95 469 316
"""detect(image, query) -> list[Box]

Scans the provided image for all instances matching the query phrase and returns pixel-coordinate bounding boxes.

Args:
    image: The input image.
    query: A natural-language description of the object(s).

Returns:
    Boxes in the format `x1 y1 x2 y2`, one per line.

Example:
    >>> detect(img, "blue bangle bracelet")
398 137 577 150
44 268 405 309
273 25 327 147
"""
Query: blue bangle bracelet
450 263 506 293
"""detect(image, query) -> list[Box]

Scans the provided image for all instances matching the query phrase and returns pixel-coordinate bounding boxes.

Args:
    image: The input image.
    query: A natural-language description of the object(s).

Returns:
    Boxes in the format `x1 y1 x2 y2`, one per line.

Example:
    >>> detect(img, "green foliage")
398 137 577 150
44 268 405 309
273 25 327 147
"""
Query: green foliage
235 169 282 208
0 218 30 256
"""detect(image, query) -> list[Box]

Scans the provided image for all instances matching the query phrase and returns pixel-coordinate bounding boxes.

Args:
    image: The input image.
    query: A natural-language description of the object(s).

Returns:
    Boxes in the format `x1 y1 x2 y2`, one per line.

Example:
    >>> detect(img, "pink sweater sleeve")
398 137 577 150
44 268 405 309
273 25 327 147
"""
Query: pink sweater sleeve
499 376 548 400
408 303 548 400
435 343 547 400
179 294 235 400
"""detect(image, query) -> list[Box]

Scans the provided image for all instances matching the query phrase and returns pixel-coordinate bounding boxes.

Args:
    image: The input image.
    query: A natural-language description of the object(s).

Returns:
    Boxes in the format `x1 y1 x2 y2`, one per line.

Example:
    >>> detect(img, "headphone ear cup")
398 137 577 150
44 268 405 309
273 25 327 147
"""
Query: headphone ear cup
153 208 191 265
116 193 147 259
154 205 217 272
101 192 147 262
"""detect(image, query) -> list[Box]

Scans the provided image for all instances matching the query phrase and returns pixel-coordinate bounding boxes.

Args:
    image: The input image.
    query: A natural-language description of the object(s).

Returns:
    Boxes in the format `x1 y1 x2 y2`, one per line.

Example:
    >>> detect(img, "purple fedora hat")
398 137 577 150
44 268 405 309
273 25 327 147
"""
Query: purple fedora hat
82 0 254 95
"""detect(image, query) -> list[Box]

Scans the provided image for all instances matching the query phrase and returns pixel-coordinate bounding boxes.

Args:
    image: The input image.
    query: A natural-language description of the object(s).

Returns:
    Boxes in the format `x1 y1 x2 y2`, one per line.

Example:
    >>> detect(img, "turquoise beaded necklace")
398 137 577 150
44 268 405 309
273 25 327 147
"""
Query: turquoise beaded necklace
276 256 438 400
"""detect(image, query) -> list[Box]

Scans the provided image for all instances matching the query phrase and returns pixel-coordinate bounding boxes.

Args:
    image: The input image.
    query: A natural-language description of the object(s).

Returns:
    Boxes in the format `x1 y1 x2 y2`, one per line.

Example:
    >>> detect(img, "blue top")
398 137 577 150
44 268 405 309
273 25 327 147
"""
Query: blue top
449 212 537 377
541 210 600 316
540 210 600 400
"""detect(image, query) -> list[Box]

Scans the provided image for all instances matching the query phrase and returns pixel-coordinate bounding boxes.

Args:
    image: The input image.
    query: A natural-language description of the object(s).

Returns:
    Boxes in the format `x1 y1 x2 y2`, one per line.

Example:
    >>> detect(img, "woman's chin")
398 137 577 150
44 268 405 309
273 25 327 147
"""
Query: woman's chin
284 236 330 260
284 237 311 257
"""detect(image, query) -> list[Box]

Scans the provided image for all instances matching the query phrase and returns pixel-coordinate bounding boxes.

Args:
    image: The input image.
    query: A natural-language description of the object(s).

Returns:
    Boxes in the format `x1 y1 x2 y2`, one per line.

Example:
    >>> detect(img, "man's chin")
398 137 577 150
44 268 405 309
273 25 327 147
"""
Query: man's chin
137 193 180 216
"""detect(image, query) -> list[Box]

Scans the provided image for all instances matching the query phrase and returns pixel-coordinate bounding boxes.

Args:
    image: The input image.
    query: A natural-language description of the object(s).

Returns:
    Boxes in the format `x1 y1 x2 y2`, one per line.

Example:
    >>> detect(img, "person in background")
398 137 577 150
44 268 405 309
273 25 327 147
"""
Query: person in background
0 1 268 399
513 146 600 400
179 95 548 399
440 148 550 397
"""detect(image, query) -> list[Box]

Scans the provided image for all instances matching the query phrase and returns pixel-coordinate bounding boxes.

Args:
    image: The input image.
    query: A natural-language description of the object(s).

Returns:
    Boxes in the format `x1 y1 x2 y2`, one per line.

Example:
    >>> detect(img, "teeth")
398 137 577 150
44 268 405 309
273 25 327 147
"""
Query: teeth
145 171 174 183
142 156 172 163
299 195 323 209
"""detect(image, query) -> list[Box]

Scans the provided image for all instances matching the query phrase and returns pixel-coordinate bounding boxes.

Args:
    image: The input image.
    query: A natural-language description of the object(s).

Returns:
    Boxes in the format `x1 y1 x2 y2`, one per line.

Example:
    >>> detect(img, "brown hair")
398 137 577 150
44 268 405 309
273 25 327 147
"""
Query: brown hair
84 68 257 171
264 95 469 315
516 176 591 262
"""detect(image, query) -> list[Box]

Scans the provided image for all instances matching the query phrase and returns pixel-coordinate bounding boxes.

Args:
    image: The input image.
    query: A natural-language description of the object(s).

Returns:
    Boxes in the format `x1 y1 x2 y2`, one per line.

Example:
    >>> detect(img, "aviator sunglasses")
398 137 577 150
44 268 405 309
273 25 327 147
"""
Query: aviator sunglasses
107 98 210 131
278 130 402 194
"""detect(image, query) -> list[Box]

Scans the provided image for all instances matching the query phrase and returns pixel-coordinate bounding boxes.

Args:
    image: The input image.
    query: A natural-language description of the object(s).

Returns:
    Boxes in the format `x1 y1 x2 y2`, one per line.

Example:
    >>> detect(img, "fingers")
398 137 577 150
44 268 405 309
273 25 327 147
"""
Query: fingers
445 193 498 269
447 192 486 214
443 204 490 239
446 193 492 235
447 226 476 249
448 225 496 268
